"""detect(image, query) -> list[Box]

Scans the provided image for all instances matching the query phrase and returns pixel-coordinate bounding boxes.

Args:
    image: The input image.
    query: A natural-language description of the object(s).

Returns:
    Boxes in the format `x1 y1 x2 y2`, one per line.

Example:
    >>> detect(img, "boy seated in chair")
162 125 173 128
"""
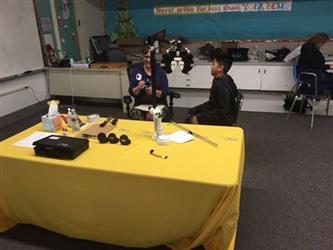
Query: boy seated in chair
128 46 169 120
186 51 239 126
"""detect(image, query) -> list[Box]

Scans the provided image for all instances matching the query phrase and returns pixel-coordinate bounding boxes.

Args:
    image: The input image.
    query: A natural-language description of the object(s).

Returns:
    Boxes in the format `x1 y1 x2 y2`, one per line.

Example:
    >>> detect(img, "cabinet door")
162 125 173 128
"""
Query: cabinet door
189 65 213 89
168 71 191 88
166 71 177 87
73 71 121 98
228 65 262 90
48 70 72 96
261 65 294 91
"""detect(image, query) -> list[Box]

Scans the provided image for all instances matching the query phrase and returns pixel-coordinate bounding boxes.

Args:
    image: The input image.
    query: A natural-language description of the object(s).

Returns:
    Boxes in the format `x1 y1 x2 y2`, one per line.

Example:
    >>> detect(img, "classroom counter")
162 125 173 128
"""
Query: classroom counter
194 59 293 66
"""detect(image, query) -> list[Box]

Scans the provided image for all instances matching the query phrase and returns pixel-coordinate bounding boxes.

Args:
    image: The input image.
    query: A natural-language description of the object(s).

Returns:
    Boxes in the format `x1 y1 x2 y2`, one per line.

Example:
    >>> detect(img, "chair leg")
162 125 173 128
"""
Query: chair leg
310 98 315 129
169 97 174 110
126 105 131 119
285 95 299 122
326 95 330 116
299 96 305 114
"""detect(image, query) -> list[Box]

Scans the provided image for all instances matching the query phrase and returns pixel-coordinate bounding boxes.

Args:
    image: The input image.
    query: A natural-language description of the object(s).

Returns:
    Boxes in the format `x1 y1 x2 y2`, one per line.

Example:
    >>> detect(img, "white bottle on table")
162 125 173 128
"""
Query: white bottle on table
70 109 80 132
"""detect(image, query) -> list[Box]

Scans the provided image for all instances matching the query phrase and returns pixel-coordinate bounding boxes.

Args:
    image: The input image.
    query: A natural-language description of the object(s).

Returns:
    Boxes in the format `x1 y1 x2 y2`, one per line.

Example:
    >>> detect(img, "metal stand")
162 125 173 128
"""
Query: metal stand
148 43 165 142
150 106 163 139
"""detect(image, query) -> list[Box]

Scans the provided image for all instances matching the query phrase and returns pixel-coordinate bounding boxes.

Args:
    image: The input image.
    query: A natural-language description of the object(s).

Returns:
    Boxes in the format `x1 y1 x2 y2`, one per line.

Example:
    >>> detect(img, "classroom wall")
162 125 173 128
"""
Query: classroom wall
73 0 104 59
0 1 49 118
35 0 59 54
54 0 81 60
34 0 81 60
1 0 44 78
0 73 48 117
104 0 333 40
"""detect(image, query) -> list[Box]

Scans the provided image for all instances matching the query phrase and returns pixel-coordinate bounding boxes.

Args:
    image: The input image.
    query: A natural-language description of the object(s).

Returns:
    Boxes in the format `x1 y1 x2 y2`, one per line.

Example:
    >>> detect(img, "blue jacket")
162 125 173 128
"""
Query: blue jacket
128 63 168 105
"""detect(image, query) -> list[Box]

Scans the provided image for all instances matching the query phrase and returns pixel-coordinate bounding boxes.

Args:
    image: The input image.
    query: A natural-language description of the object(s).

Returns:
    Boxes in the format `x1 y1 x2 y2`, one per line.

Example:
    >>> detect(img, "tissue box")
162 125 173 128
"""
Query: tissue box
41 114 62 132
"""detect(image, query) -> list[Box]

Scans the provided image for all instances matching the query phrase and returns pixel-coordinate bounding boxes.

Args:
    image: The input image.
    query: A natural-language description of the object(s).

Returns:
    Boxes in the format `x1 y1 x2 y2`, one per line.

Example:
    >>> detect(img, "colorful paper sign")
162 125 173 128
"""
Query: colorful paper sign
154 1 292 15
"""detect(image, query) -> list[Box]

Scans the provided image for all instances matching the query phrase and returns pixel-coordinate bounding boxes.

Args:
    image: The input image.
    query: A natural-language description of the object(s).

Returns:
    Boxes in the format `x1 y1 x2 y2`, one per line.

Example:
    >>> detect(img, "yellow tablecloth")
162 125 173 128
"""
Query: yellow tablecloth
0 119 245 250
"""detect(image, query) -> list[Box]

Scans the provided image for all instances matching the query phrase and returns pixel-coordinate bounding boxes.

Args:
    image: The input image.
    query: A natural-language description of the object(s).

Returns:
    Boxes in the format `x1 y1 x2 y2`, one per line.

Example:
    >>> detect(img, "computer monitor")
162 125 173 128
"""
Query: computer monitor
147 29 166 45
89 35 110 62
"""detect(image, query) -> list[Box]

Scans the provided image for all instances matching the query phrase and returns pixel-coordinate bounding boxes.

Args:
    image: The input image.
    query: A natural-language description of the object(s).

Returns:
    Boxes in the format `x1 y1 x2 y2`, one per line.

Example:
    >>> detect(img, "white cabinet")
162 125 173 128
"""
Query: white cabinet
229 65 262 90
48 70 72 96
260 65 294 91
168 66 212 89
73 71 121 98
189 65 213 88
168 64 294 91
230 64 294 91
48 68 123 99
168 71 191 88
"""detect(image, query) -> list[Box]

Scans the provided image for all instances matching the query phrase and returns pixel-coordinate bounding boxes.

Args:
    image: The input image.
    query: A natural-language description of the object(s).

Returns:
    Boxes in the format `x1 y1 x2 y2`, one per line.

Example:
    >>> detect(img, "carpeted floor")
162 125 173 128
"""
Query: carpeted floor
1 104 332 250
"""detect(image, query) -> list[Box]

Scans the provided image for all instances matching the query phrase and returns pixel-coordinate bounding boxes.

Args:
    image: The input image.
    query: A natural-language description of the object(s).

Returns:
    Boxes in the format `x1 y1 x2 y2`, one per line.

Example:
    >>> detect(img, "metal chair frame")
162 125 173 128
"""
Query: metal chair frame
286 72 331 129
233 89 244 126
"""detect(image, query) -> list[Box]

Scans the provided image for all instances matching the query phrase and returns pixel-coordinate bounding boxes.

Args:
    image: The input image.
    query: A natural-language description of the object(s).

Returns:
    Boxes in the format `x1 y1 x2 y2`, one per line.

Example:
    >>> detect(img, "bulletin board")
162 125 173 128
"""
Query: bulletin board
104 0 333 40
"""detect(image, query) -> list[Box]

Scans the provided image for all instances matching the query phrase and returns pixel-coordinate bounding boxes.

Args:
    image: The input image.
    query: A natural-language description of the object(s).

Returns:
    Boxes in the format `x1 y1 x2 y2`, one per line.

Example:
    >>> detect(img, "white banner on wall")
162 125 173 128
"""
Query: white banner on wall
154 1 292 16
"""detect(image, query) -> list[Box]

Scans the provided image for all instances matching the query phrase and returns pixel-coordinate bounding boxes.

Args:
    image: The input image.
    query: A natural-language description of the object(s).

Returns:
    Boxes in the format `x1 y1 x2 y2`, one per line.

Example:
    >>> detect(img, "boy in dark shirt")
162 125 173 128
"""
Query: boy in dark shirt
186 52 238 126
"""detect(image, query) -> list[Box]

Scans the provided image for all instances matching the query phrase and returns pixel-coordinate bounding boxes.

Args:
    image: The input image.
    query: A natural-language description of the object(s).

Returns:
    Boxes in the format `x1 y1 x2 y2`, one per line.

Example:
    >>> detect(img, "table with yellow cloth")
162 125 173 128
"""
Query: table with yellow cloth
0 119 245 250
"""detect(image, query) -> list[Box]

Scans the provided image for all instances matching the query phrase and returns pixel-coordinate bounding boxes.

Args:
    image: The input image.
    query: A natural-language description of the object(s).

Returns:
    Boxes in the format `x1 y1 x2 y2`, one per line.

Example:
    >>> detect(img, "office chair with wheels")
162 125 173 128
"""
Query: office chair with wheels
286 72 331 129
123 63 181 121
107 48 127 62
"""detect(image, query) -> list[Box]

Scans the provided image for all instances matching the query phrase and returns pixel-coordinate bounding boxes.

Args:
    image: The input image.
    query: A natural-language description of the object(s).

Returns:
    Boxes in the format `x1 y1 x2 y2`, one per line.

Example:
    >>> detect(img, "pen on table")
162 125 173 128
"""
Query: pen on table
99 117 112 127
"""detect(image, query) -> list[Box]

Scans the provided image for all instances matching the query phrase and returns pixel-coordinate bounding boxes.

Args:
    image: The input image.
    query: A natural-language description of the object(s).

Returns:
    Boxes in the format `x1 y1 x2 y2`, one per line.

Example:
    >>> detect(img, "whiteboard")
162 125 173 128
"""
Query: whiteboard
0 0 44 79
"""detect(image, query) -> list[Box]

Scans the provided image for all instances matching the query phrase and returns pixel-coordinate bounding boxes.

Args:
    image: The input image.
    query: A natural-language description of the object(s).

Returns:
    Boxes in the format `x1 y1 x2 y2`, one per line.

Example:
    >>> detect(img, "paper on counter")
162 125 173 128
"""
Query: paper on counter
14 132 55 148
168 130 194 144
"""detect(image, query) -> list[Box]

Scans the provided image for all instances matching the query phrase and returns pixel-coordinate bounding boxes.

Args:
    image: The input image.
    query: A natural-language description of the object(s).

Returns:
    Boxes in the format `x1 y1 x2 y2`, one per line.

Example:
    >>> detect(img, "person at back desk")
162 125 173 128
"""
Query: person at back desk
186 52 238 126
297 32 333 92
128 46 168 120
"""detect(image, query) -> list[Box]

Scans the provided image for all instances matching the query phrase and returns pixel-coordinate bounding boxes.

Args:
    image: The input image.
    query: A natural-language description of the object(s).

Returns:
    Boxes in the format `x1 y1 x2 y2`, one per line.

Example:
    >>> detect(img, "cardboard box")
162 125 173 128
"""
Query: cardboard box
221 41 238 53
117 37 143 47
90 62 127 69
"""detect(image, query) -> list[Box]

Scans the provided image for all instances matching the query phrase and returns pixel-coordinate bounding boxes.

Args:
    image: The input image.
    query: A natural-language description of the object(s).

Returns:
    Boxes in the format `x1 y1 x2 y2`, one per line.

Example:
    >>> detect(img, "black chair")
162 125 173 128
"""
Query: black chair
233 89 244 126
107 48 127 62
123 62 181 121
286 72 331 129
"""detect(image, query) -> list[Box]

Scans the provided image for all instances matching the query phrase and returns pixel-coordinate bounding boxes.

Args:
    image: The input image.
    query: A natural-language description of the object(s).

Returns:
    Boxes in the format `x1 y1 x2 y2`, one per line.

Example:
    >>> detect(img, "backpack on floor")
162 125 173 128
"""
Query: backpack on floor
283 91 312 114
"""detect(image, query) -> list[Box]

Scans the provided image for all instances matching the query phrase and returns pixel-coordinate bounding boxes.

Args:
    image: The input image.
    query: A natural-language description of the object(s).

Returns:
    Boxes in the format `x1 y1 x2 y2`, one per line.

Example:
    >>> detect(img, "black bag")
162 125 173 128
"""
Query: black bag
265 47 291 62
283 92 311 114
33 135 89 159
227 48 249 61
198 43 215 59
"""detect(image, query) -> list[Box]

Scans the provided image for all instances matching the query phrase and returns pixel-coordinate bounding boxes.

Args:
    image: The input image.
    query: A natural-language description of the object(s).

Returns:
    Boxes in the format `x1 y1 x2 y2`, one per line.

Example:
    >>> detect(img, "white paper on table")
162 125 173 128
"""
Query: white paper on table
13 132 55 148
134 104 165 112
168 130 194 144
